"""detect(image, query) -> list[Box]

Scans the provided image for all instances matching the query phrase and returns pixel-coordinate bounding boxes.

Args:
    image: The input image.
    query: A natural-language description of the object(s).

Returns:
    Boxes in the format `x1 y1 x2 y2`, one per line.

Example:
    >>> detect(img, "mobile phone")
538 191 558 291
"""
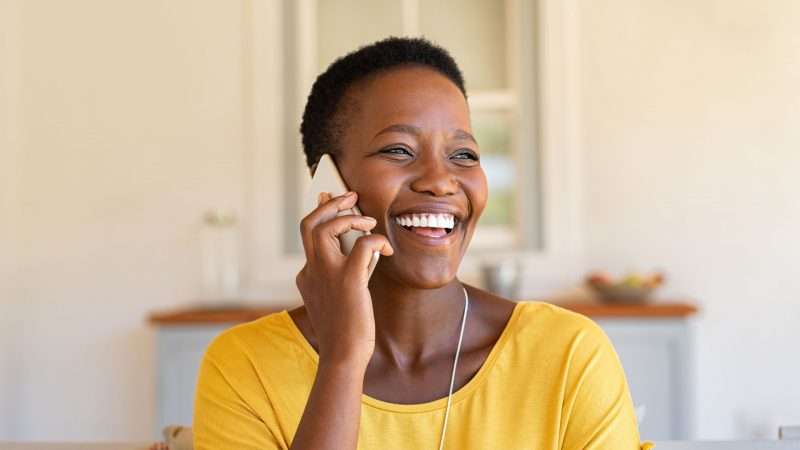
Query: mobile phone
306 154 380 277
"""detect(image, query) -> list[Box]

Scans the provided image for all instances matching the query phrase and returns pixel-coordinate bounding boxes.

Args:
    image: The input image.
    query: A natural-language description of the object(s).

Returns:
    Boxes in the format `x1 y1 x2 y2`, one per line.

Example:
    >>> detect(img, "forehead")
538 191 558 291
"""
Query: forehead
342 66 471 135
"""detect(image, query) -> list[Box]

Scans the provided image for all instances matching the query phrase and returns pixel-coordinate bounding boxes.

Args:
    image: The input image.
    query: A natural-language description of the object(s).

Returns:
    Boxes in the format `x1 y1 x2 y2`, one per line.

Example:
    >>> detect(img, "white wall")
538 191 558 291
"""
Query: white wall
2 0 252 440
578 0 800 439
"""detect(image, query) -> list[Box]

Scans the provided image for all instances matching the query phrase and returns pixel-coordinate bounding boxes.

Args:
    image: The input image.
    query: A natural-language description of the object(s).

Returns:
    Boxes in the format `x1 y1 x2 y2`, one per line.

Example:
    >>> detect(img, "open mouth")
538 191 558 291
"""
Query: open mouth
393 213 458 239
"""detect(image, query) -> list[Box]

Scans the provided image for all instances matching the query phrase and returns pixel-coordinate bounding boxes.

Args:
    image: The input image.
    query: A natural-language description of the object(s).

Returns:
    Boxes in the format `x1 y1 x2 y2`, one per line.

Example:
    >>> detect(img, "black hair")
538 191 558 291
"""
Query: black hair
299 36 467 171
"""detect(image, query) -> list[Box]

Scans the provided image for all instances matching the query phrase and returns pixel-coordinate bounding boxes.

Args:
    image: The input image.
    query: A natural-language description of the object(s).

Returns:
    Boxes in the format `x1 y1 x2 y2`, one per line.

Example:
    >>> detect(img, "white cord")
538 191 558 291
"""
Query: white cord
438 286 469 450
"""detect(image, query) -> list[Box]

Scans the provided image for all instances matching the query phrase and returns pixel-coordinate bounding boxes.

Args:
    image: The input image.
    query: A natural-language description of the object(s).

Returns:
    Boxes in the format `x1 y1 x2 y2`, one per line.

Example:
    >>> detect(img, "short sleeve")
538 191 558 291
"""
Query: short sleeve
559 318 643 450
193 334 285 450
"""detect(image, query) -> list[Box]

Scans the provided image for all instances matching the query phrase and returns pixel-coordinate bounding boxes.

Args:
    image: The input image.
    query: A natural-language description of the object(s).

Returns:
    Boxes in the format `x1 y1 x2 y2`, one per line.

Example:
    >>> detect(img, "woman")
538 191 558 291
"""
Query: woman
193 37 645 450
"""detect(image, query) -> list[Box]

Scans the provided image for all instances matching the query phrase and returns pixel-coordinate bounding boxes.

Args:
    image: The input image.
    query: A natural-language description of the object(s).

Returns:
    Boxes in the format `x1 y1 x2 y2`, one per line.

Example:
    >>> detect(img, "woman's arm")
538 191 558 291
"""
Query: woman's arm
289 359 367 449
290 191 393 450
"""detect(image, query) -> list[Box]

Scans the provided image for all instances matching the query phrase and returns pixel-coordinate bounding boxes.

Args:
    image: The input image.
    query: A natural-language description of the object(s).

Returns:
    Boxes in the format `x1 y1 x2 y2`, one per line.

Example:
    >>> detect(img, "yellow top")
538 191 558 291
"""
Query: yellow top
193 301 649 450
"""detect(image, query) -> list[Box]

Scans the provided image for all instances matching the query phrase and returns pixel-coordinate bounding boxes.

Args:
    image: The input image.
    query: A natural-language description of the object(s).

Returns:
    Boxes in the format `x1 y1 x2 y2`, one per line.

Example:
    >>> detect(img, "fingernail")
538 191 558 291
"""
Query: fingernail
363 216 377 223
317 193 325 205
345 191 356 197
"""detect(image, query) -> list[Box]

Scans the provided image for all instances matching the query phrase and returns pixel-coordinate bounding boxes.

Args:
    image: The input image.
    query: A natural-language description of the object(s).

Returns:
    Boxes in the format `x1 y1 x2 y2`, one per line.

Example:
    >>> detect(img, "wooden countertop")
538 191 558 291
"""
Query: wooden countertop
554 302 697 318
148 304 293 325
148 301 697 325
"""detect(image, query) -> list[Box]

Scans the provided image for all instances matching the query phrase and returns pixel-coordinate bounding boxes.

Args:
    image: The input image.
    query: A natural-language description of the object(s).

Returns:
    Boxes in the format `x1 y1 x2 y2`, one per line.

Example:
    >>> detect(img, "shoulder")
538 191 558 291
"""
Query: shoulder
514 301 602 332
508 301 614 358
198 309 319 407
203 310 307 371
194 313 297 448
461 286 610 355
462 286 603 342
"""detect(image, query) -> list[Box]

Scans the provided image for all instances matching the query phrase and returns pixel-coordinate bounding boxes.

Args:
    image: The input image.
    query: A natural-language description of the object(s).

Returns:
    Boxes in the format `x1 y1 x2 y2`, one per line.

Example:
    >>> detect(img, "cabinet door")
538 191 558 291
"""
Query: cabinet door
155 326 230 437
597 319 693 440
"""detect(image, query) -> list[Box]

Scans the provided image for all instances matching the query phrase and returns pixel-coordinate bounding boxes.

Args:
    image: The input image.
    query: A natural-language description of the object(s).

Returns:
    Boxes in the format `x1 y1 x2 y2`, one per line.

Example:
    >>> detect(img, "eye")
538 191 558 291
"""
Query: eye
451 149 480 163
379 146 413 159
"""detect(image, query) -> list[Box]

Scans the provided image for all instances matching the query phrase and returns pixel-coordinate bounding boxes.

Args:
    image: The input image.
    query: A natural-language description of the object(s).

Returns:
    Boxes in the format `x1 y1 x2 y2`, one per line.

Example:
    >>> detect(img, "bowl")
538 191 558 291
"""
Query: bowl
585 271 664 305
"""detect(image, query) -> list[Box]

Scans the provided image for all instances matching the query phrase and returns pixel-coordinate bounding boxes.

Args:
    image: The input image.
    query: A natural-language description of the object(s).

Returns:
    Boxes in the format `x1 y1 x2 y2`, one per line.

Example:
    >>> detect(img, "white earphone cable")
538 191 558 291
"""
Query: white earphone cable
438 286 469 450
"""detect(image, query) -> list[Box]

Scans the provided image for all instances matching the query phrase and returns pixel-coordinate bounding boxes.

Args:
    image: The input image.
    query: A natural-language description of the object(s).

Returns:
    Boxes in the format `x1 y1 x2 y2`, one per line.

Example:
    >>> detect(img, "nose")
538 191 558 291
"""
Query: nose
409 154 459 197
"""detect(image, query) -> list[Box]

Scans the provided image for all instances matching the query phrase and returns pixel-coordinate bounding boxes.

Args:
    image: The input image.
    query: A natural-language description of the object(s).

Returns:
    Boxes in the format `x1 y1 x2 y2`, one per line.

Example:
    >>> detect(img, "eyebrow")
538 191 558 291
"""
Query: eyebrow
374 124 478 145
453 129 478 144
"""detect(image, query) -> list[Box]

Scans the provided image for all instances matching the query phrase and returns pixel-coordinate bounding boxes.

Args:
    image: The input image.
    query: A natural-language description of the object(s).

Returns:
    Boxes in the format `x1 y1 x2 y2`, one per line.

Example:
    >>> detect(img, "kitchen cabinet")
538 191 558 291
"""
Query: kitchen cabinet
149 302 697 440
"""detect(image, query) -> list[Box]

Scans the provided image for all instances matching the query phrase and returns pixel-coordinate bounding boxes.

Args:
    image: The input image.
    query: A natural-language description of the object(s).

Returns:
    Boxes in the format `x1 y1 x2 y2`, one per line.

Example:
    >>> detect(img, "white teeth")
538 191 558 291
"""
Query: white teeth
395 213 457 229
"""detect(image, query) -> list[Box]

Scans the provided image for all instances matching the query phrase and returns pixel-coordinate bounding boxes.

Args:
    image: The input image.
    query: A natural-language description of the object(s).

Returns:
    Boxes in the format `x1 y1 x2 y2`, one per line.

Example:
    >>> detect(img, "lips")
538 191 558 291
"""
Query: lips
408 226 448 238
387 203 467 247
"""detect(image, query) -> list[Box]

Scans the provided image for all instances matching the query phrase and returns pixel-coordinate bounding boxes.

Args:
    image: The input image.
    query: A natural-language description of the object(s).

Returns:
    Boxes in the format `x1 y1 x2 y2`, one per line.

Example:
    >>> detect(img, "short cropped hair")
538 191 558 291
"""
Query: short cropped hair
299 37 467 171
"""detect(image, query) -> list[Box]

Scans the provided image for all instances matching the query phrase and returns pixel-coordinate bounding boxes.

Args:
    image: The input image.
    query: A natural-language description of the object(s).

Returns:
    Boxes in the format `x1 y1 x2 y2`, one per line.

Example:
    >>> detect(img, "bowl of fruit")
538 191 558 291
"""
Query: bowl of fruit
585 271 665 304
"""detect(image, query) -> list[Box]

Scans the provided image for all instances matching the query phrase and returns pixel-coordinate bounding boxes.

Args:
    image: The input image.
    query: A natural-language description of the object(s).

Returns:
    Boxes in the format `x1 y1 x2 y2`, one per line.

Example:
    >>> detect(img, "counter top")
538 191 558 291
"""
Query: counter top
555 302 697 318
149 301 697 326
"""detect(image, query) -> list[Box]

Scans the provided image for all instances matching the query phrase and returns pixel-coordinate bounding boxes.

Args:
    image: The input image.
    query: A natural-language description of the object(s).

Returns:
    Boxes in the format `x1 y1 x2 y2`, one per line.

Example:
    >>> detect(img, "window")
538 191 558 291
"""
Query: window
282 0 542 253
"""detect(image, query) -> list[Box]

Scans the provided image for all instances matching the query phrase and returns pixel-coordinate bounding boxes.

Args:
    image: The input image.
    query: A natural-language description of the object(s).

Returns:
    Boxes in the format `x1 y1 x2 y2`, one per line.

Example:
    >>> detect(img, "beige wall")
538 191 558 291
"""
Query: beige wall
579 0 800 438
2 0 250 440
1 0 23 437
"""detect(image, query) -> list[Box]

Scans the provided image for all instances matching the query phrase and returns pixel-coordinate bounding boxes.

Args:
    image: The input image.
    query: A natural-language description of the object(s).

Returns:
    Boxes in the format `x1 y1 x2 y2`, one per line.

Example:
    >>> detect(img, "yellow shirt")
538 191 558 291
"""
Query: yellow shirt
193 301 646 449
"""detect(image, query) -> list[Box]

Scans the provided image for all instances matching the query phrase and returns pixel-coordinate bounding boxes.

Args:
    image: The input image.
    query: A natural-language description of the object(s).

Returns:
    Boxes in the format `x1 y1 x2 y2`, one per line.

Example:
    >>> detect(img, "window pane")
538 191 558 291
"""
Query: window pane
472 110 515 227
316 0 403 70
419 0 508 91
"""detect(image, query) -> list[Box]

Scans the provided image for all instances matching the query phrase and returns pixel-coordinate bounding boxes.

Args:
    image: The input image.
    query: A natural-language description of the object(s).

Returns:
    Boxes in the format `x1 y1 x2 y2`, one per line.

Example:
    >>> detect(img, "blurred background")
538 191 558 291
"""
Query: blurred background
1 0 799 444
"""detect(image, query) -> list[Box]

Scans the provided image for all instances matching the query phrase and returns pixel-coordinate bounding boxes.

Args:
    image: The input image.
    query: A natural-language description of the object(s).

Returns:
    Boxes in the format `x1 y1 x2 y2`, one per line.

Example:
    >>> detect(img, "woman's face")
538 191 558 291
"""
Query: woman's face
334 66 488 289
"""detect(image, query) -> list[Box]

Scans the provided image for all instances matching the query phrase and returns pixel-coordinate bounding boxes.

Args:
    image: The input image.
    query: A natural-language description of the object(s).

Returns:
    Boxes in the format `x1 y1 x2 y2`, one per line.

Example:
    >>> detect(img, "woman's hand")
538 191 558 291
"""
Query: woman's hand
295 191 394 369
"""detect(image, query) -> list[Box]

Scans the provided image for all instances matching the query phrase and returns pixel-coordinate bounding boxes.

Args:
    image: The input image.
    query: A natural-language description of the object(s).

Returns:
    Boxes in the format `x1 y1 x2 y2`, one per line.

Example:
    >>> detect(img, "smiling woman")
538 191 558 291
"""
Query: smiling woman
192 37 645 450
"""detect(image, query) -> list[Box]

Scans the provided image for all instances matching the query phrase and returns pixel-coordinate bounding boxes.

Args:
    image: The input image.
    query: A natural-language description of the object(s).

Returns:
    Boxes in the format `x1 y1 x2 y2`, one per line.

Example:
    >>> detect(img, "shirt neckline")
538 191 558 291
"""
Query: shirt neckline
279 301 524 413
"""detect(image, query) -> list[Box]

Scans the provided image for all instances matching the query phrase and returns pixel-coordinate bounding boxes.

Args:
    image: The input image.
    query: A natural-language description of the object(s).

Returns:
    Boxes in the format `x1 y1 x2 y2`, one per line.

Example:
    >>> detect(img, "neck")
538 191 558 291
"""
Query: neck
367 272 467 369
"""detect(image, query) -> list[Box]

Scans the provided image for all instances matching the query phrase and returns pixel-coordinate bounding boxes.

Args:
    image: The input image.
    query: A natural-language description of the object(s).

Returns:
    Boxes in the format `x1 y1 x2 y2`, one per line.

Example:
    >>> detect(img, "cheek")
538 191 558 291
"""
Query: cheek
348 171 403 221
336 157 396 218
465 169 489 219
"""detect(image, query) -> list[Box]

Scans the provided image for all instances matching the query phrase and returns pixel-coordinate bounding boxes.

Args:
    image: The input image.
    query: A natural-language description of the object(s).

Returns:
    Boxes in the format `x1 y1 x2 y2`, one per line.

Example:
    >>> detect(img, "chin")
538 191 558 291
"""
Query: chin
376 257 460 290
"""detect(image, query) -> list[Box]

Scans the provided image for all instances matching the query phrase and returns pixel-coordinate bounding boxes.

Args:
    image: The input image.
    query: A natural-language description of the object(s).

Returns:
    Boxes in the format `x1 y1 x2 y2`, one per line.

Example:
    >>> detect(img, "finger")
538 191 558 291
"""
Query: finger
344 234 393 279
317 191 331 206
300 192 358 261
304 191 329 262
313 215 378 262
